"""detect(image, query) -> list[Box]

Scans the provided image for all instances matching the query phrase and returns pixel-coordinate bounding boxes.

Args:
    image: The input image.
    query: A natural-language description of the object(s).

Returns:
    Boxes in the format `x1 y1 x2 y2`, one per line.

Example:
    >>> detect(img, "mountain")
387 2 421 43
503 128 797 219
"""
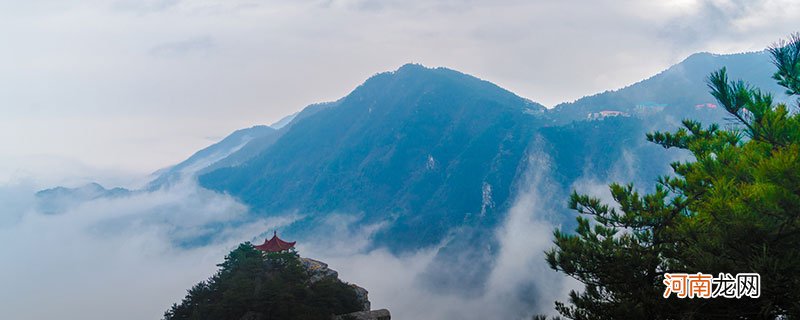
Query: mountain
211 102 339 172
551 50 784 123
185 52 777 293
35 183 131 214
147 101 342 191
191 50 775 241
199 64 547 250
148 125 276 190
270 112 298 129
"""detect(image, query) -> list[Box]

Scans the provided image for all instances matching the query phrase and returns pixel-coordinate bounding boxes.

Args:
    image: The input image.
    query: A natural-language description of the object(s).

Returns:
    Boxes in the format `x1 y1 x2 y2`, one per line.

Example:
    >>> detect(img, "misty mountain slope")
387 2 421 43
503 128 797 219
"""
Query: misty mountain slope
200 63 547 250
551 50 783 123
147 125 276 189
270 111 298 129
538 117 674 187
205 102 340 173
35 183 131 214
417 115 684 295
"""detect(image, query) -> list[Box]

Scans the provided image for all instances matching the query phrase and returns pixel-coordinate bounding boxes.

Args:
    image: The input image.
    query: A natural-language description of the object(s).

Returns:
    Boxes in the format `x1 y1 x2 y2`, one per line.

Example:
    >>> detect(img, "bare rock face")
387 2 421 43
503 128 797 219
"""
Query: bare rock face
332 309 391 320
300 256 389 318
301 257 370 311
301 258 339 283
349 284 370 311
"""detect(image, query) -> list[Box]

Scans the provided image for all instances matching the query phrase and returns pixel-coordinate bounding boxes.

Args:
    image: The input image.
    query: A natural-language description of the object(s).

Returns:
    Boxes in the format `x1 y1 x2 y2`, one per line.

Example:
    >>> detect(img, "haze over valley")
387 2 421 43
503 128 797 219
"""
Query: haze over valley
2 1 800 319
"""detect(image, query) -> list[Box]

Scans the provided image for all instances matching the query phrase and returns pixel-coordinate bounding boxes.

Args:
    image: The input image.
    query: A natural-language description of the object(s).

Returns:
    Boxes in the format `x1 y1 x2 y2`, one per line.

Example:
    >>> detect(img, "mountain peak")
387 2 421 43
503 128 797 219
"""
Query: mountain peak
390 63 478 81
395 62 427 72
200 63 547 250
348 63 544 113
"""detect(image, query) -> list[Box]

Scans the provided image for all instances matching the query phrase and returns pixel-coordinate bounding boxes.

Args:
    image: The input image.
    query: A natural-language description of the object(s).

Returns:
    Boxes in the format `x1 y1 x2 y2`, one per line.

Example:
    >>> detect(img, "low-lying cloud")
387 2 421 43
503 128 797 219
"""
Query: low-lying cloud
1 150 580 320
0 179 294 320
306 146 578 319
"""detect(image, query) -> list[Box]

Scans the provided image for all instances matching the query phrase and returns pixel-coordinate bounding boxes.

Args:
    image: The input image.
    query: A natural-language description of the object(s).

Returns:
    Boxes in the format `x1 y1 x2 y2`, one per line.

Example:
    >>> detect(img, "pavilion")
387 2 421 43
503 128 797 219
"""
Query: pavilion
255 231 296 253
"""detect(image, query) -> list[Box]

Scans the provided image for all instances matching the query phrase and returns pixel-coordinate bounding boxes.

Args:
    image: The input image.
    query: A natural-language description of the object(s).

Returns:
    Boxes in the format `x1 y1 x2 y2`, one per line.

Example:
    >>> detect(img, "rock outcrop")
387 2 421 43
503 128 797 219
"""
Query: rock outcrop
301 257 371 311
332 309 391 320
301 257 388 319
302 258 340 283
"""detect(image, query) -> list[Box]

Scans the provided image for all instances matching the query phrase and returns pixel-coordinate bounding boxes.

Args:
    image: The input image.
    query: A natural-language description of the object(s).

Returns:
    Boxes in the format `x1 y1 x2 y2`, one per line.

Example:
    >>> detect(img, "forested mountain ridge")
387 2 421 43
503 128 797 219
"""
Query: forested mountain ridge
199 64 547 250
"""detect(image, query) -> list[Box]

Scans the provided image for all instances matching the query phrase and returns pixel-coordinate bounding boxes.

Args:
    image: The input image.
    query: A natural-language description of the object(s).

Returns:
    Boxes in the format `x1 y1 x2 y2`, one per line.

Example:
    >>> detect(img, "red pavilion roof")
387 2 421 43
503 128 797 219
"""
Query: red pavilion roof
255 231 296 252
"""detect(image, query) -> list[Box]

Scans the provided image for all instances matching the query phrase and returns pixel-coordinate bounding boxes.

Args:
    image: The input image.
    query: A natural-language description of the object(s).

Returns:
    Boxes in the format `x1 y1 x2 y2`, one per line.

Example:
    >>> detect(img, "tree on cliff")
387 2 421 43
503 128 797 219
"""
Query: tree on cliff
544 34 800 319
163 243 362 320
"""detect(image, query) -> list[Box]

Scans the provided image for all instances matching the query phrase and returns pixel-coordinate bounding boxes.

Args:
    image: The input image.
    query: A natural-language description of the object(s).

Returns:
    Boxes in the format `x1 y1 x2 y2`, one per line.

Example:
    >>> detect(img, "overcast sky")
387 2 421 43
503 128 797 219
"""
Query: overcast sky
2 0 799 186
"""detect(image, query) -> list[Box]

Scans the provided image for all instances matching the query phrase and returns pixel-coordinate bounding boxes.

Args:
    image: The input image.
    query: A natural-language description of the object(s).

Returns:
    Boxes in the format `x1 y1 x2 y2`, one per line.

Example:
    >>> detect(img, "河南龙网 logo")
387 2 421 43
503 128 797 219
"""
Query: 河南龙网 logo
663 273 760 299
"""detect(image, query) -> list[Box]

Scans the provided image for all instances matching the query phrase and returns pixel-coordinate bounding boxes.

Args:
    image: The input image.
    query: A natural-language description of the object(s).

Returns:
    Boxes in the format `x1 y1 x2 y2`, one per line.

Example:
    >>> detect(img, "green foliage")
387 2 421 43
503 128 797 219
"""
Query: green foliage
769 33 800 97
163 243 362 320
545 34 800 319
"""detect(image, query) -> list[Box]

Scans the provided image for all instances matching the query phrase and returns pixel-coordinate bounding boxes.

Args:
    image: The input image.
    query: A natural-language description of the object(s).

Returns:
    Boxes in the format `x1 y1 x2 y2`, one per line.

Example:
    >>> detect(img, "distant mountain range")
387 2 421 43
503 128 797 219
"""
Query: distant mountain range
36 49 785 293
35 182 131 214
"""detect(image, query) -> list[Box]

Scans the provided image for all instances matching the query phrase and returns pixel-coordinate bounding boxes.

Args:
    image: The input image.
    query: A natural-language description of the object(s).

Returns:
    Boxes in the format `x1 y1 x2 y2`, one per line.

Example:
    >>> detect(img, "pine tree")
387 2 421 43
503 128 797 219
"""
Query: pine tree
163 243 362 320
544 34 800 319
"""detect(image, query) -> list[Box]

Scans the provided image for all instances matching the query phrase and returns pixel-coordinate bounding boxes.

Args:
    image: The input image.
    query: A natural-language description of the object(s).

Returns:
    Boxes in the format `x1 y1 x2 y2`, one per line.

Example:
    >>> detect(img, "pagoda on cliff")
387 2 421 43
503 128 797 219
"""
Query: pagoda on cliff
255 231 296 253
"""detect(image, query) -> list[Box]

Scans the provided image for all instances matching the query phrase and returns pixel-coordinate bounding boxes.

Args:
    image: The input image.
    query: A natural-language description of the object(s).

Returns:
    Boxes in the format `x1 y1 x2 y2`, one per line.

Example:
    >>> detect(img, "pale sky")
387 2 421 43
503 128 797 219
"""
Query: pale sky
1 0 798 186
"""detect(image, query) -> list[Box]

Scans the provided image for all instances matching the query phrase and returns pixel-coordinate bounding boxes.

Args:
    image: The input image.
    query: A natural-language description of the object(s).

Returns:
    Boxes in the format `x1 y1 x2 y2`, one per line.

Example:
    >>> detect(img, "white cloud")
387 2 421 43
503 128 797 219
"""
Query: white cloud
0 178 296 320
303 145 578 319
0 145 583 320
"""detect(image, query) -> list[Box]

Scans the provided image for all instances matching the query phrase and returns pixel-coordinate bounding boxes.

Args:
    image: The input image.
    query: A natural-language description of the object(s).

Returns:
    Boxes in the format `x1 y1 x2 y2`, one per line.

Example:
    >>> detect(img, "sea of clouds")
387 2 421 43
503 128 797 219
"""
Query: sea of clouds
0 148 642 320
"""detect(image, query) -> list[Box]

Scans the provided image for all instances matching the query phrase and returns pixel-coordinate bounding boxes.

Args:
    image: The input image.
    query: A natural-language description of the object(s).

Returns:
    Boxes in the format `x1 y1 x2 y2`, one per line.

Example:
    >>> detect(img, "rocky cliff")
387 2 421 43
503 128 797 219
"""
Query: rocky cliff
301 257 370 312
